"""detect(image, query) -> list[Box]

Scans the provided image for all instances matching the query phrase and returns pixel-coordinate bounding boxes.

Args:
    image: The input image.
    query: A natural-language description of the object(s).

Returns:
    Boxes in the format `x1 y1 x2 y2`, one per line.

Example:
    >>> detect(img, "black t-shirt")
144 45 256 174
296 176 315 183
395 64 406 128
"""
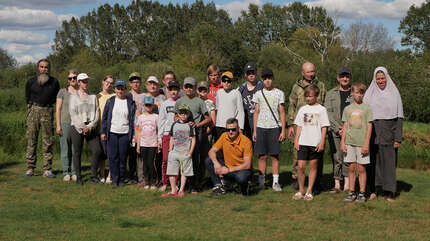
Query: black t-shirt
239 82 264 129
25 76 60 106
339 90 351 118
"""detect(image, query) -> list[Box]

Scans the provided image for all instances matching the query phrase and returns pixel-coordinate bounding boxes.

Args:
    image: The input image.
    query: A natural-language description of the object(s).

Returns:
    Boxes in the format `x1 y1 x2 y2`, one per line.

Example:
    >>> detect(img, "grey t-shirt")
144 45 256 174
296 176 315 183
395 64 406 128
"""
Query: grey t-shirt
174 96 208 124
169 121 195 153
57 88 72 124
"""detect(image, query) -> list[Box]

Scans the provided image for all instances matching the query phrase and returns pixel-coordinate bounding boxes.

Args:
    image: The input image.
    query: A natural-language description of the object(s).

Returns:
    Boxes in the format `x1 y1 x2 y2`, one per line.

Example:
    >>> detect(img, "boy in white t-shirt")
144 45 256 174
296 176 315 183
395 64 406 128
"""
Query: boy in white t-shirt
293 85 330 200
252 69 286 191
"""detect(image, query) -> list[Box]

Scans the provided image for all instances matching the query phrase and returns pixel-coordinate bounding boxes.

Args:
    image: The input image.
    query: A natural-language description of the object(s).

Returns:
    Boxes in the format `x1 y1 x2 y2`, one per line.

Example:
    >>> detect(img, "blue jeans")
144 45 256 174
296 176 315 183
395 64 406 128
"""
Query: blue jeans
59 123 75 175
205 156 252 195
107 133 129 184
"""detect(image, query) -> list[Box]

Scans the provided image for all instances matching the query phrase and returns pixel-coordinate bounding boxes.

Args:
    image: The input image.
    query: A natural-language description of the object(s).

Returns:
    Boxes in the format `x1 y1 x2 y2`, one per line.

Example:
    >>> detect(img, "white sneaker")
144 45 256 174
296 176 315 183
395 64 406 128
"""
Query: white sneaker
150 185 157 191
272 182 282 192
105 177 112 184
159 185 167 192
71 174 77 181
100 178 106 183
144 185 150 190
63 174 71 182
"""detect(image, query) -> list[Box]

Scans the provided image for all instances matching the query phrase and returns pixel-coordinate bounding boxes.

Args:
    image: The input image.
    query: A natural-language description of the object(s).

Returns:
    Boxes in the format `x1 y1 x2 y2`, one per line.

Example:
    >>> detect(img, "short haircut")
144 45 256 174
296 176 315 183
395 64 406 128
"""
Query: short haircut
37 58 50 73
351 82 367 94
68 69 78 76
163 71 176 81
304 84 320 97
226 118 238 125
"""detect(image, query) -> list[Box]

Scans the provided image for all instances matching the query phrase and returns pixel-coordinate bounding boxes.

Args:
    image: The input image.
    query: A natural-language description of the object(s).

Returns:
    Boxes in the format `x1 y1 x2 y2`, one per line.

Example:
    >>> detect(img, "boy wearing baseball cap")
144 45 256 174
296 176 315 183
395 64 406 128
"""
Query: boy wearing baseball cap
175 77 211 193
162 104 196 197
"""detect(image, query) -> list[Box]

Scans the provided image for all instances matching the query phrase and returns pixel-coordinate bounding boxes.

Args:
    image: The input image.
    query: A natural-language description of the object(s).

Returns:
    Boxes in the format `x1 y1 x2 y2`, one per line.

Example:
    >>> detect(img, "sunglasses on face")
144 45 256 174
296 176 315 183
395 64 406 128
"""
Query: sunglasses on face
184 84 194 89
80 79 89 84
68 76 77 80
144 104 153 107
221 78 232 83
178 111 188 115
226 128 237 132
246 71 256 76
198 87 208 92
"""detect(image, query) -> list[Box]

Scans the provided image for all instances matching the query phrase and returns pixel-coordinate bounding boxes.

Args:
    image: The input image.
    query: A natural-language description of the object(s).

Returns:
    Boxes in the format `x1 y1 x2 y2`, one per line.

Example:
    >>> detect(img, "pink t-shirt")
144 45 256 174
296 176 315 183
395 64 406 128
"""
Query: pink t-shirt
136 113 158 147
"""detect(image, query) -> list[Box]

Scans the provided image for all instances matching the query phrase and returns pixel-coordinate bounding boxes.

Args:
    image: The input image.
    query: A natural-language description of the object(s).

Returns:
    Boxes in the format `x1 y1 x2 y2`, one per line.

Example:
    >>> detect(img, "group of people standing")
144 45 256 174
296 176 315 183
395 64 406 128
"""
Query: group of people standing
24 58 403 202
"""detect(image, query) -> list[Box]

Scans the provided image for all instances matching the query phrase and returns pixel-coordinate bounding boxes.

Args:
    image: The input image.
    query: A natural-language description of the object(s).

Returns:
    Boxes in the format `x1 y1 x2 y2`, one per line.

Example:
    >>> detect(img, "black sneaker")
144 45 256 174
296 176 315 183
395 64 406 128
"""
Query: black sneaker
344 192 357 202
90 177 100 184
211 184 226 196
355 192 366 203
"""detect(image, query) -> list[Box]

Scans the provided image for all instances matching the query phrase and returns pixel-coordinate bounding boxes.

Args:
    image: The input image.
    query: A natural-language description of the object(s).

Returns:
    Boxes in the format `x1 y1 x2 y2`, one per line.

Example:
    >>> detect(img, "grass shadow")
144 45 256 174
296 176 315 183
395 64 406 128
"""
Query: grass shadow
396 180 413 198
0 161 20 170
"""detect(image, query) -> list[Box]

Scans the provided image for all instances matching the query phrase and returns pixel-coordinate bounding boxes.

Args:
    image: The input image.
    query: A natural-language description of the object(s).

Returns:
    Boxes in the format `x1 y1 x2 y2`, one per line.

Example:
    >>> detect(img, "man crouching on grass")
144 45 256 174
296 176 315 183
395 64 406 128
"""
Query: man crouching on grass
205 118 253 196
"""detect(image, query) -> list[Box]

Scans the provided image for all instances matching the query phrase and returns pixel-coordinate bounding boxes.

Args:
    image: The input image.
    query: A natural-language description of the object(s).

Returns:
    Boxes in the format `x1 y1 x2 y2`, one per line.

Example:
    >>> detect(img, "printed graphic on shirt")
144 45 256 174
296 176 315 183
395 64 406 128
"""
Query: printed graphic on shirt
137 114 158 147
349 109 364 129
166 105 175 114
304 113 320 126
170 122 195 153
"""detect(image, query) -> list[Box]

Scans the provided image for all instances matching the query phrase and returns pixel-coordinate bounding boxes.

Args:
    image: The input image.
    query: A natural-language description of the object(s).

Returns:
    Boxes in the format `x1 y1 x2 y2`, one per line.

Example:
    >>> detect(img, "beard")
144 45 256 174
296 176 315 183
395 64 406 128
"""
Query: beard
37 73 49 86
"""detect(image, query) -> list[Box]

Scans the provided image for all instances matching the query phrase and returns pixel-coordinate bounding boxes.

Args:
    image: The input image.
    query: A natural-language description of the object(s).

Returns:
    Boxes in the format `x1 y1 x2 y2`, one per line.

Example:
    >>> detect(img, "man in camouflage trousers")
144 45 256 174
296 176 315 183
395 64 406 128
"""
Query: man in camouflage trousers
287 62 326 191
25 59 60 178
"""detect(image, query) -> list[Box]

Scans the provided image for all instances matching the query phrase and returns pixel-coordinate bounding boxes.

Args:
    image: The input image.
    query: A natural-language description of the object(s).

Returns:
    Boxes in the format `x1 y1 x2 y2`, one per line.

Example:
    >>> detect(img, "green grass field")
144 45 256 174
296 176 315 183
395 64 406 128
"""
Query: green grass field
1 113 430 240
1 154 429 241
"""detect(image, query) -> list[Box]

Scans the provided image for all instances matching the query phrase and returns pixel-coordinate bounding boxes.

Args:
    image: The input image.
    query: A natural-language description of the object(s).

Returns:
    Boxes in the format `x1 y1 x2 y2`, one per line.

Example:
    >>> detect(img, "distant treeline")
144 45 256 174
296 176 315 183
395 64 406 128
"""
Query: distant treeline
0 1 429 122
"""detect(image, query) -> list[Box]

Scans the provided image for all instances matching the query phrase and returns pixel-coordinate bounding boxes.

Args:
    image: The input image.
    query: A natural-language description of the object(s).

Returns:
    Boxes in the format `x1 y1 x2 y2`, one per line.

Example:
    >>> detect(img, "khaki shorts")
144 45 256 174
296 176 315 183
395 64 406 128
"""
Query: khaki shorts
166 151 193 176
344 145 370 165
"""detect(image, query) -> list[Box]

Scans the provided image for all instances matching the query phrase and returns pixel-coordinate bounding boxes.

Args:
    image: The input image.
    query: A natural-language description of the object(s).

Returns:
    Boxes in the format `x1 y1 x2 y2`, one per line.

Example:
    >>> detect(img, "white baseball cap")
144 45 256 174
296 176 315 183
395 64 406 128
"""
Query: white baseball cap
77 73 89 81
146 76 159 83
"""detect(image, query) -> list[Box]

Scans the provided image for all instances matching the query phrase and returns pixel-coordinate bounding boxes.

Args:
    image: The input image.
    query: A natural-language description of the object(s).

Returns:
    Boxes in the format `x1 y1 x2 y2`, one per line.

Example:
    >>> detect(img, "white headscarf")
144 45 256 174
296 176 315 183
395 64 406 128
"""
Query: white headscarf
363 66 404 120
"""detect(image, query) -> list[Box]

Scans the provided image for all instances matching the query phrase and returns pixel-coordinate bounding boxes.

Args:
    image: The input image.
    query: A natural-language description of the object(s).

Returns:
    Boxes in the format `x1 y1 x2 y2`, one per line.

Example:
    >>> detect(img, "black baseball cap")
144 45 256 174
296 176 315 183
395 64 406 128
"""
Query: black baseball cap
261 68 274 78
168 80 180 89
244 62 257 72
338 67 352 76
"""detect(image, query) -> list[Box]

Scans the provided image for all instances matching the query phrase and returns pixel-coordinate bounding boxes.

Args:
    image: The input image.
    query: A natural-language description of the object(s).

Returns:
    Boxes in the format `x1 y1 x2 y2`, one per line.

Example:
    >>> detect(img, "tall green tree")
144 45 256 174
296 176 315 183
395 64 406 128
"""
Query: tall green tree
399 0 430 52
0 48 16 69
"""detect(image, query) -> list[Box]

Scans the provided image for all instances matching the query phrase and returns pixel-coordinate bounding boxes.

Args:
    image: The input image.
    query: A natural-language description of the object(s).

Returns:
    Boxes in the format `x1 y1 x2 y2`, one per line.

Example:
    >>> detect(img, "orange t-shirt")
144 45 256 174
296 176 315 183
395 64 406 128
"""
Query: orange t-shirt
213 133 253 168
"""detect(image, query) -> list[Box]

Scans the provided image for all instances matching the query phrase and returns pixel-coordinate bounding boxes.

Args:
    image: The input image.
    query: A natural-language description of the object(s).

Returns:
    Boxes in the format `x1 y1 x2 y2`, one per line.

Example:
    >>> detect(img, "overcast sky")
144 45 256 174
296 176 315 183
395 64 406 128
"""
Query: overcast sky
0 0 425 64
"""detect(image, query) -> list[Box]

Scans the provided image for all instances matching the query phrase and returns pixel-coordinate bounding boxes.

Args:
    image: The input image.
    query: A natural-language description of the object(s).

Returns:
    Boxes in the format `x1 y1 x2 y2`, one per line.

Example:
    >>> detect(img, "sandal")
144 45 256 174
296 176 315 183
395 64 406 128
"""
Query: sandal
304 193 314 201
161 192 177 198
292 192 304 200
177 191 185 198
329 188 341 194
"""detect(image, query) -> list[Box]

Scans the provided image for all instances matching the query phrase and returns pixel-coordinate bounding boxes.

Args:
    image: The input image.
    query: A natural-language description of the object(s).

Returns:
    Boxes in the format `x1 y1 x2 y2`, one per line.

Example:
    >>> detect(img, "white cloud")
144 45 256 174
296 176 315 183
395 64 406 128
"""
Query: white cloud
15 53 46 65
3 43 33 54
0 7 76 30
0 30 49 45
304 0 425 19
0 0 94 10
217 0 263 20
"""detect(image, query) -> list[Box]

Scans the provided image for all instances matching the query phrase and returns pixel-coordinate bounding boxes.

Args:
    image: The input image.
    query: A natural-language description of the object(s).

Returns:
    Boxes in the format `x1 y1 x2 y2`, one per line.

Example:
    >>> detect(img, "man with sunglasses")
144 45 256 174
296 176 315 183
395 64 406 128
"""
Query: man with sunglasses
24 59 60 178
175 77 211 193
206 118 253 196
325 67 353 193
215 71 244 140
238 62 264 144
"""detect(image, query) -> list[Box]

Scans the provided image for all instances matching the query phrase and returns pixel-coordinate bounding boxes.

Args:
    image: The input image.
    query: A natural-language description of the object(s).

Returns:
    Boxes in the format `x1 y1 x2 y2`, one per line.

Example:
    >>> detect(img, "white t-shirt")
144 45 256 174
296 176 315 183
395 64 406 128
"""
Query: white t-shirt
294 104 330 147
110 97 129 134
252 88 285 128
